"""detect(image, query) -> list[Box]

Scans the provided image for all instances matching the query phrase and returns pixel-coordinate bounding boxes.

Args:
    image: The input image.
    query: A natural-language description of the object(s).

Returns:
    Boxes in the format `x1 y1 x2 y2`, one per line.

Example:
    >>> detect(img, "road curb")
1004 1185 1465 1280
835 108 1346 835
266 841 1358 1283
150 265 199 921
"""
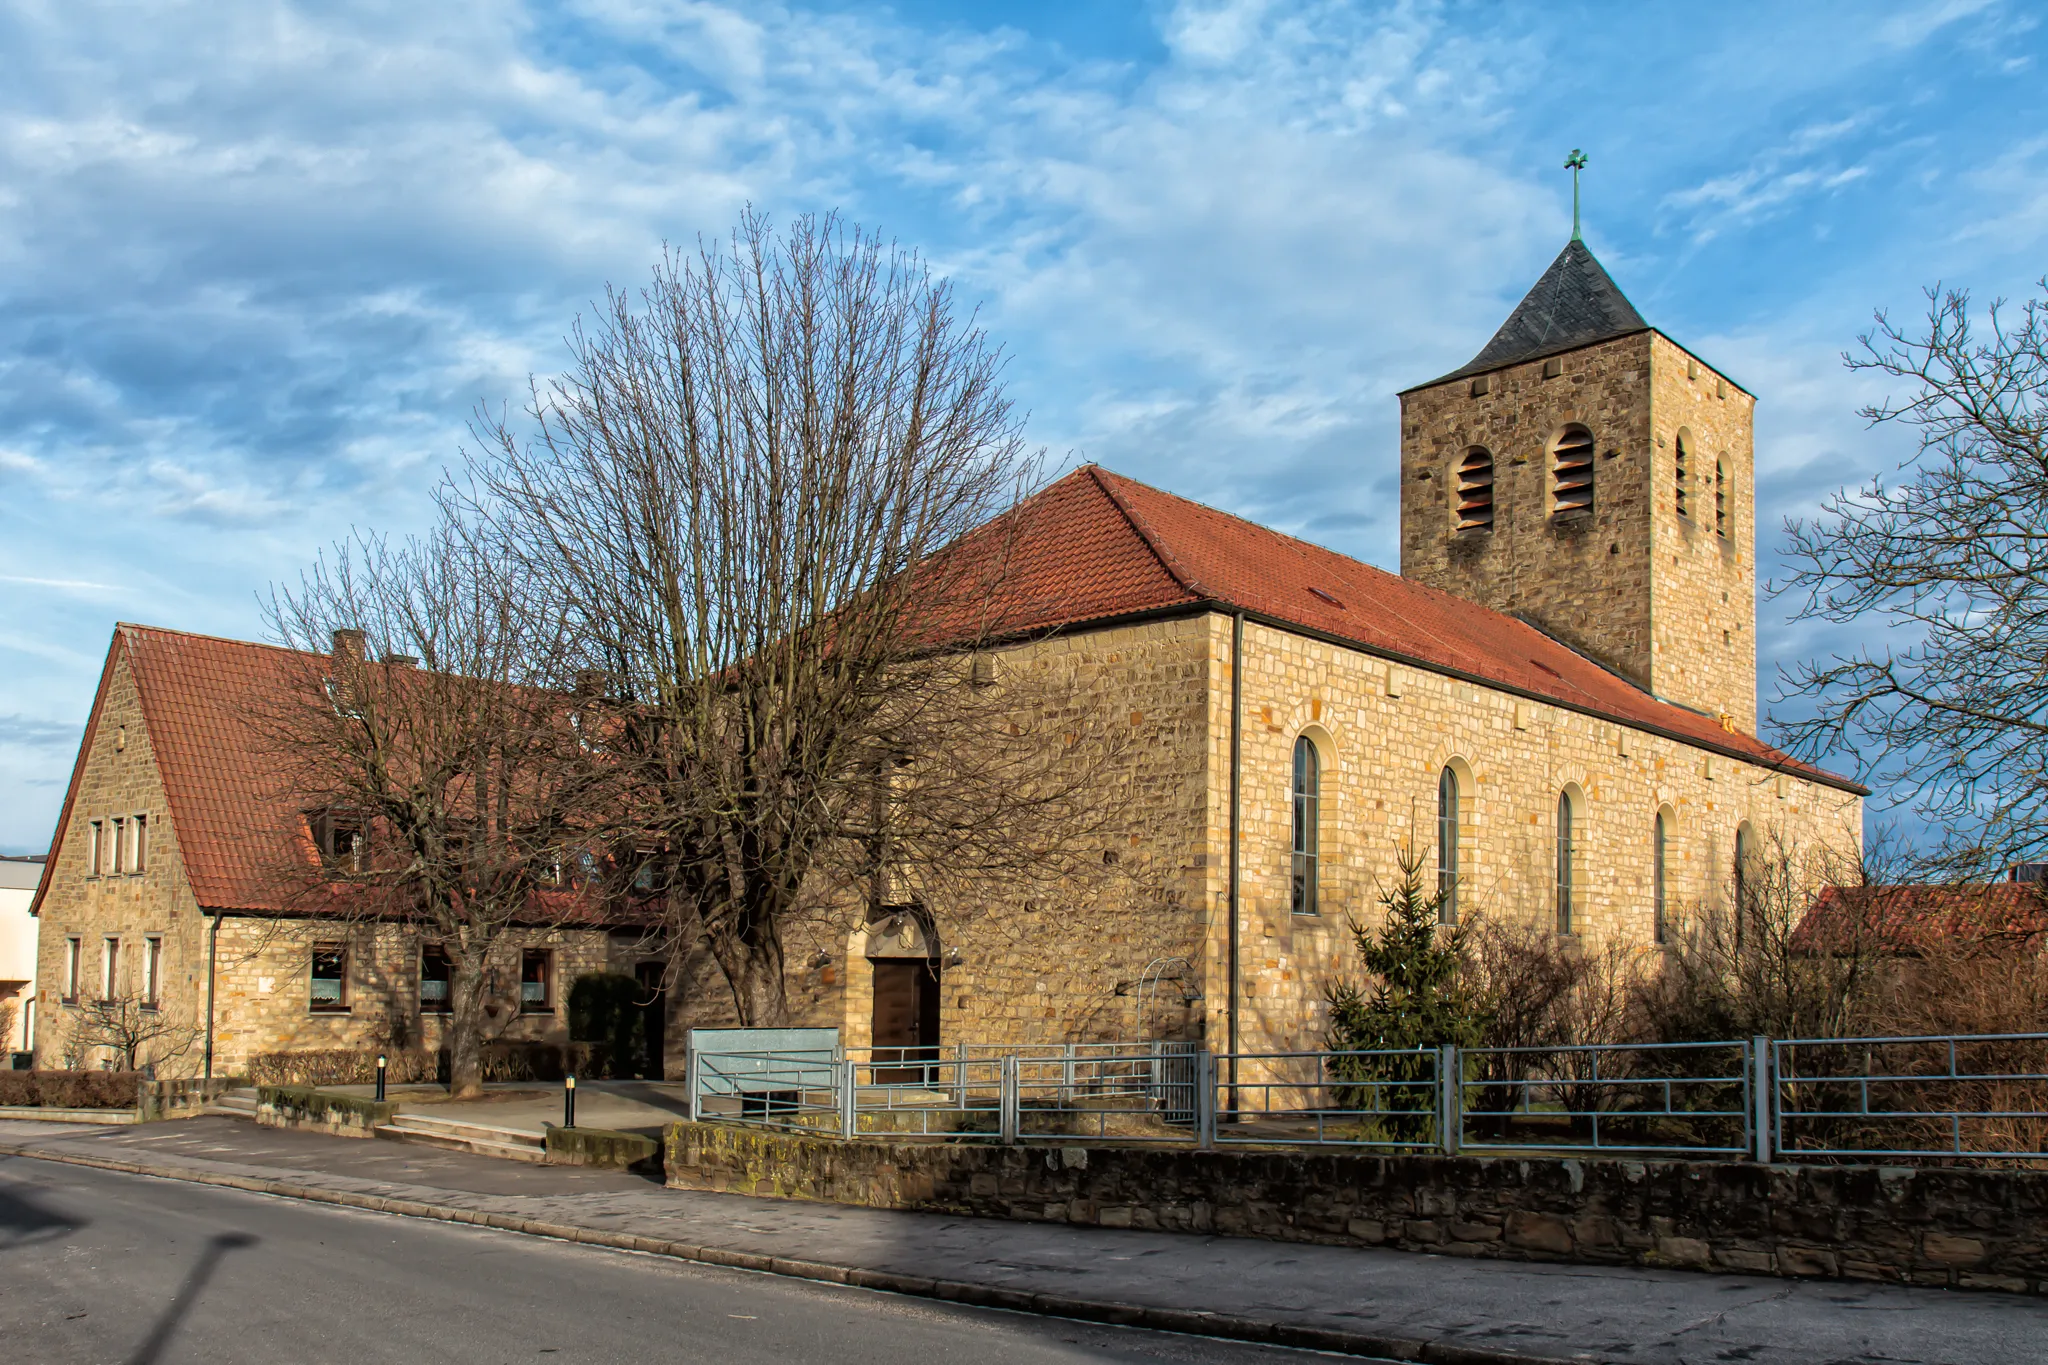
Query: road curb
0 1138 1601 1365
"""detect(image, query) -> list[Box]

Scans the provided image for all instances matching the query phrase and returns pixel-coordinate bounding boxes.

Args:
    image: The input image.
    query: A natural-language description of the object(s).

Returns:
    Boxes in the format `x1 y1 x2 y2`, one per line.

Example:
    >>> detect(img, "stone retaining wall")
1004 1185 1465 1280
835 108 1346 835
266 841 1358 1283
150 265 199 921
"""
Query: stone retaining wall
665 1121 2048 1293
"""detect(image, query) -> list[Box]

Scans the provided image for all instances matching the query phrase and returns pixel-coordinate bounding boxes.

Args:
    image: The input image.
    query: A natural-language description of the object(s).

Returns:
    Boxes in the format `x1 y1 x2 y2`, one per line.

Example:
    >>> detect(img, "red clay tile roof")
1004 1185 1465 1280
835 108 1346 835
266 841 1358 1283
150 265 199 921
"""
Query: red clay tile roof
986 466 1861 793
35 624 634 921
1795 883 2048 955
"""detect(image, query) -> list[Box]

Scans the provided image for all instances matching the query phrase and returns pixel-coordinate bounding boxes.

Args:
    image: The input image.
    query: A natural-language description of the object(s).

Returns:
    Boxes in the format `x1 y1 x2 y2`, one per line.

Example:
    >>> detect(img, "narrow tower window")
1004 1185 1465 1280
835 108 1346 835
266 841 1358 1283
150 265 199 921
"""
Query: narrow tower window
1675 431 1690 517
1454 447 1494 532
1437 767 1460 924
1555 791 1576 934
1715 460 1728 537
1552 426 1595 518
1291 736 1320 916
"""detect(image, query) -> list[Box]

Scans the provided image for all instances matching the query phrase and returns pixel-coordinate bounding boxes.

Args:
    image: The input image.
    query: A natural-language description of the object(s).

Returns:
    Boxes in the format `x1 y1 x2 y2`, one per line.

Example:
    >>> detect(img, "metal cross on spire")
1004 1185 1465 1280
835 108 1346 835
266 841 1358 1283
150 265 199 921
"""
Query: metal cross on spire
1565 149 1588 241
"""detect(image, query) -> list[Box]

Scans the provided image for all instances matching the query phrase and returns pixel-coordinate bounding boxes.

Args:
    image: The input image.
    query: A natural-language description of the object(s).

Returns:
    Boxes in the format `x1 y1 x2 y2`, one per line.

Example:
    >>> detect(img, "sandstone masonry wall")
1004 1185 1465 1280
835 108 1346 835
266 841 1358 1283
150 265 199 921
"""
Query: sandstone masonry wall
1206 613 1861 1058
667 1121 2048 1294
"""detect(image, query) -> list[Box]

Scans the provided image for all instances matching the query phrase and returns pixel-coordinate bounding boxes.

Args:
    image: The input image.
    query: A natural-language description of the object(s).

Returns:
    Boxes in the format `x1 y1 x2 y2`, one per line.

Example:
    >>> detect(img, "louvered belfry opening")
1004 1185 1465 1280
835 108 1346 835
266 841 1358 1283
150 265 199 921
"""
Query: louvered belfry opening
1454 446 1495 532
1715 460 1728 536
1675 432 1690 517
1551 425 1595 518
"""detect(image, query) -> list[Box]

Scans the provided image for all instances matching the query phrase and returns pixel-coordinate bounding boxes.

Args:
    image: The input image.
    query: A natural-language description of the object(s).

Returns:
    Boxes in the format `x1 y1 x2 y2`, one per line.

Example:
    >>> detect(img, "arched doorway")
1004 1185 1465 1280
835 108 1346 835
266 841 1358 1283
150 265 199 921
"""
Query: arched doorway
867 906 941 1083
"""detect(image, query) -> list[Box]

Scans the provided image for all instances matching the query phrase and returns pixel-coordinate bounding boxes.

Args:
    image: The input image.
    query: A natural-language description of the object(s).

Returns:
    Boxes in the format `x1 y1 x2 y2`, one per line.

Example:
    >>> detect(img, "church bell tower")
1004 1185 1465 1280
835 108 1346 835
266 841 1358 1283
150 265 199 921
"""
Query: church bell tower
1396 239 1758 733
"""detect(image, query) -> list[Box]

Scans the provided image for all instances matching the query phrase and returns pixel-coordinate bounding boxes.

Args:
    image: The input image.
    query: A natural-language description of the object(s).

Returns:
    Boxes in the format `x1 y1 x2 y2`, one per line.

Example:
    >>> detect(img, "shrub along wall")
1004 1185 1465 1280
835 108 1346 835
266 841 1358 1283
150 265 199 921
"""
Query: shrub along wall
246 1042 616 1088
0 1071 145 1109
666 1121 2048 1294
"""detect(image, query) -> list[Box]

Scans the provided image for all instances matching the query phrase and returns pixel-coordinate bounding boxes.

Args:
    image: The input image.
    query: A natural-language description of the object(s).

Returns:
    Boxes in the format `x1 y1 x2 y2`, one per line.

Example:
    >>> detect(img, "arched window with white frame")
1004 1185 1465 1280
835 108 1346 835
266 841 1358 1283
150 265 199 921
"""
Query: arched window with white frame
1555 789 1577 934
1291 736 1320 916
1653 810 1671 945
1437 766 1460 924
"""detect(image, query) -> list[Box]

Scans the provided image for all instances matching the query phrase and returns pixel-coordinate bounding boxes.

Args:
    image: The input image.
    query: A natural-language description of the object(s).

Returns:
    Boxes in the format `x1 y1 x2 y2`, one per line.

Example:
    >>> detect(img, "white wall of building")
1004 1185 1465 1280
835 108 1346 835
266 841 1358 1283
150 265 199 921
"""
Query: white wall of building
0 857 42 1056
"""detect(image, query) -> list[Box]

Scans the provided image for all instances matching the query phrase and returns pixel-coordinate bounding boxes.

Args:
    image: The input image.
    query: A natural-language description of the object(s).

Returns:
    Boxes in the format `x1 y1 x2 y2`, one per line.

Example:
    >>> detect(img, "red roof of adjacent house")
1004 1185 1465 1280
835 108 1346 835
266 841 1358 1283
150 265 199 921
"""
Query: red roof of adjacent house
1795 883 2048 955
982 465 1859 792
32 624 629 922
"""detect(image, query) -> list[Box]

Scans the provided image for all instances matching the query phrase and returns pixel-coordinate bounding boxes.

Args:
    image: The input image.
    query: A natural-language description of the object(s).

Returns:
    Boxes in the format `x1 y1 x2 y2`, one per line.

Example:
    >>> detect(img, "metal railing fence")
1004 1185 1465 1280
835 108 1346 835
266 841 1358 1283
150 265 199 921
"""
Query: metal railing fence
687 1030 2048 1164
1773 1032 2048 1161
1457 1040 1754 1157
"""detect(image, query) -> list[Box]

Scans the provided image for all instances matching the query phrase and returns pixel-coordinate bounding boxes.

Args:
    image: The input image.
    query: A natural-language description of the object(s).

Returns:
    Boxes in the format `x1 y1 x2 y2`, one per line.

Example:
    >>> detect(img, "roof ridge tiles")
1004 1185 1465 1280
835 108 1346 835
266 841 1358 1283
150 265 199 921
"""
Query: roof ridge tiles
1087 466 1213 601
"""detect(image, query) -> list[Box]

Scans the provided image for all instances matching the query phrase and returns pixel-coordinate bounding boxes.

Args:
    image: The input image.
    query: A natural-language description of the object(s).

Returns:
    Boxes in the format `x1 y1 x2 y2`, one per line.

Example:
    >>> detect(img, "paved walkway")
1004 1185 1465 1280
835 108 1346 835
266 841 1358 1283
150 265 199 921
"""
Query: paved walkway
2 1115 2041 1365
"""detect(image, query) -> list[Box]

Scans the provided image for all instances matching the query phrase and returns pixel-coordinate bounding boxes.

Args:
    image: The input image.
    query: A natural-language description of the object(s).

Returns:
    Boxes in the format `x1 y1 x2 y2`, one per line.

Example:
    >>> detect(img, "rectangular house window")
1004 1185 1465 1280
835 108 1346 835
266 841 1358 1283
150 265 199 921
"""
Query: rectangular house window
64 937 81 1003
419 944 452 1014
310 945 349 1012
102 937 120 1001
87 820 103 877
133 814 148 874
143 936 162 1009
520 950 553 1014
110 816 127 875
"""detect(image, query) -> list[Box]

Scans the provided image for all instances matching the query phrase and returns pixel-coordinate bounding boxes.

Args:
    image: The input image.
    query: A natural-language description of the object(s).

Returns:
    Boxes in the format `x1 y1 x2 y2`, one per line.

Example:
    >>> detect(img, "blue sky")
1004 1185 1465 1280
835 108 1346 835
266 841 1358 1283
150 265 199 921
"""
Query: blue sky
2 0 2044 853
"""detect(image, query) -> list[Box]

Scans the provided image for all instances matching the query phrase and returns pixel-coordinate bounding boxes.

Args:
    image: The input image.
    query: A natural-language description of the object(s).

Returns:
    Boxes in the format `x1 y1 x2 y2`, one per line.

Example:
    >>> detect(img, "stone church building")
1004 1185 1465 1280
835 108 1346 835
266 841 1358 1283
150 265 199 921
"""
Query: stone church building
26 238 1863 1077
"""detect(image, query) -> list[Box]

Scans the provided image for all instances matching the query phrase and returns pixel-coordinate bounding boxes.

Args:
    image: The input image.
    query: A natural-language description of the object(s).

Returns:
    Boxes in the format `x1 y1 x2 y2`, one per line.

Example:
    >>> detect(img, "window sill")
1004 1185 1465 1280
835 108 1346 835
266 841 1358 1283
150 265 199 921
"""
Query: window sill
308 1007 352 1016
519 1007 555 1016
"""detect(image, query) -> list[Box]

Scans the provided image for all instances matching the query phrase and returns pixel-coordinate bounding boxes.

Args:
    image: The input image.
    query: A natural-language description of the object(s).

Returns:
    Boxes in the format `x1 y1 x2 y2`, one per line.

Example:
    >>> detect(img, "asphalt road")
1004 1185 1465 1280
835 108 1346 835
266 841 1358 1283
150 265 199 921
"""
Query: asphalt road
0 1155 1350 1365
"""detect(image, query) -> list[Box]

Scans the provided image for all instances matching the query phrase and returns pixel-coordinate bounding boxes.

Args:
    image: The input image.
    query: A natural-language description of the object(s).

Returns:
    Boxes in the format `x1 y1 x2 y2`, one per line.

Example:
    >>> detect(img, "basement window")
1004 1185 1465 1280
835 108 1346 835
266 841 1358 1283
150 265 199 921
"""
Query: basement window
310 945 350 1013
1551 426 1595 519
1454 447 1495 532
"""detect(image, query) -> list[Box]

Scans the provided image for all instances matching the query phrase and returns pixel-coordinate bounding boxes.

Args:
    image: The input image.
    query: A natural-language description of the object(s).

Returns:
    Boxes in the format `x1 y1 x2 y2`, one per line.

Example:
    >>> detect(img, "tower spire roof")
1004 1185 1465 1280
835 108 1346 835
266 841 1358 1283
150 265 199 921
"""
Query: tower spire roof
1407 238 1649 391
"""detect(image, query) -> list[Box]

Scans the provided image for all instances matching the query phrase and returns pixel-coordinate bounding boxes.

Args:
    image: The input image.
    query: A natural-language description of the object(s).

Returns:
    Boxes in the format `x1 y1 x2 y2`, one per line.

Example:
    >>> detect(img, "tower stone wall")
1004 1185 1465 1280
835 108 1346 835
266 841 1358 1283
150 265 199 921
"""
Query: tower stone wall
1399 330 1756 730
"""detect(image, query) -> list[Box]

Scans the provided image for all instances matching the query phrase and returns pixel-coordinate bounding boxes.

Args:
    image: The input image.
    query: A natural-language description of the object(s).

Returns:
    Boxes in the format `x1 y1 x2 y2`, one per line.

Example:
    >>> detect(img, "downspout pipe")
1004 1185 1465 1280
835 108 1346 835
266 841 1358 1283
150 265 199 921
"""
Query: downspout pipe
204 909 223 1079
1227 612 1244 1107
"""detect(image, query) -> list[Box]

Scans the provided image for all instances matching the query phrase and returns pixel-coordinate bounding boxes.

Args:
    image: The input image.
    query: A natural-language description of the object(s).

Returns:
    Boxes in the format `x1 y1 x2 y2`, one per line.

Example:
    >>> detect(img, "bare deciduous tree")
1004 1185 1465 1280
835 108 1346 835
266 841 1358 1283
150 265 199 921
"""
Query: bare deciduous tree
262 521 612 1097
1632 827 1891 1042
72 993 200 1073
460 210 1129 1025
1780 283 2048 875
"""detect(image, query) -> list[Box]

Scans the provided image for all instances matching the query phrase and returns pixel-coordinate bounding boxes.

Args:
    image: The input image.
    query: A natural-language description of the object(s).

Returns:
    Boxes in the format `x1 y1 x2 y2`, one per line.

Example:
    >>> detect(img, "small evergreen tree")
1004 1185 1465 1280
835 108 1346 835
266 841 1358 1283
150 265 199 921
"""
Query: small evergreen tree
1325 847 1489 1141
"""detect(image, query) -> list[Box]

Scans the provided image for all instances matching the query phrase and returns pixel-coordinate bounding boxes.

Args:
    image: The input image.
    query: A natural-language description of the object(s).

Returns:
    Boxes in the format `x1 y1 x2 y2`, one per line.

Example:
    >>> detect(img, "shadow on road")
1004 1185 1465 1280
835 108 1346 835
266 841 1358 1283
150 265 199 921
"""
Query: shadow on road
125 1231 257 1365
0 1162 85 1250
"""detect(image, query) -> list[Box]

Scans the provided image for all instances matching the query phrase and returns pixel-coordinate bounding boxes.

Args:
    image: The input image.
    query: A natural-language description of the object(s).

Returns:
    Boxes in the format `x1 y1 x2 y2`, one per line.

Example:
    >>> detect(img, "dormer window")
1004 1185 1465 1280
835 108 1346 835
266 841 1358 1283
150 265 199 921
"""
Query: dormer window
1551 426 1595 519
1454 447 1495 532
309 809 366 873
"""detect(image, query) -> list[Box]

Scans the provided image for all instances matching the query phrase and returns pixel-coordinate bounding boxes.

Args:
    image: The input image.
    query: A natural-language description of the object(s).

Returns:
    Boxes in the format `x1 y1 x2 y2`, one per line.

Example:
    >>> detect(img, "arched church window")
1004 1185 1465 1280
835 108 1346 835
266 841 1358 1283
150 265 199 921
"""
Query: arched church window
1715 460 1728 537
1733 822 1754 949
1454 448 1495 532
1552 426 1595 519
1437 767 1460 924
1675 430 1691 517
1291 736 1319 916
1653 810 1670 945
1555 790 1576 934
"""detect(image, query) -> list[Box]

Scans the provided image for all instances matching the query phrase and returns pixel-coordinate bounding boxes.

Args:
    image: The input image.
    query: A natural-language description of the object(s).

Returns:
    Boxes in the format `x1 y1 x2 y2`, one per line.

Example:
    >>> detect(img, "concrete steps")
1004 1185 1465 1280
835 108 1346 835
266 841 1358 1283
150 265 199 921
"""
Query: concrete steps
203 1088 259 1118
373 1112 549 1163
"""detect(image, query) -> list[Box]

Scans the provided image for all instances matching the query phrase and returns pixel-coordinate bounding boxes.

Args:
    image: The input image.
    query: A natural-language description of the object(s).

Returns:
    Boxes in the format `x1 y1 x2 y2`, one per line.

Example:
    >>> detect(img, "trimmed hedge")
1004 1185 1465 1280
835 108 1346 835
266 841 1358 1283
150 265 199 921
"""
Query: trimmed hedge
247 1042 611 1088
546 1124 660 1171
0 1070 144 1109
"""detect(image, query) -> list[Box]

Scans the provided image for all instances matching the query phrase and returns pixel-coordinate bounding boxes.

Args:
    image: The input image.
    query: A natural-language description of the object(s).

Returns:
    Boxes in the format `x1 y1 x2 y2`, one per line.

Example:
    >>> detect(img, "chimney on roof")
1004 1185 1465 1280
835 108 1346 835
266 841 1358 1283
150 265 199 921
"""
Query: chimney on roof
573 668 608 697
331 629 367 664
383 653 419 669
2010 863 2048 884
